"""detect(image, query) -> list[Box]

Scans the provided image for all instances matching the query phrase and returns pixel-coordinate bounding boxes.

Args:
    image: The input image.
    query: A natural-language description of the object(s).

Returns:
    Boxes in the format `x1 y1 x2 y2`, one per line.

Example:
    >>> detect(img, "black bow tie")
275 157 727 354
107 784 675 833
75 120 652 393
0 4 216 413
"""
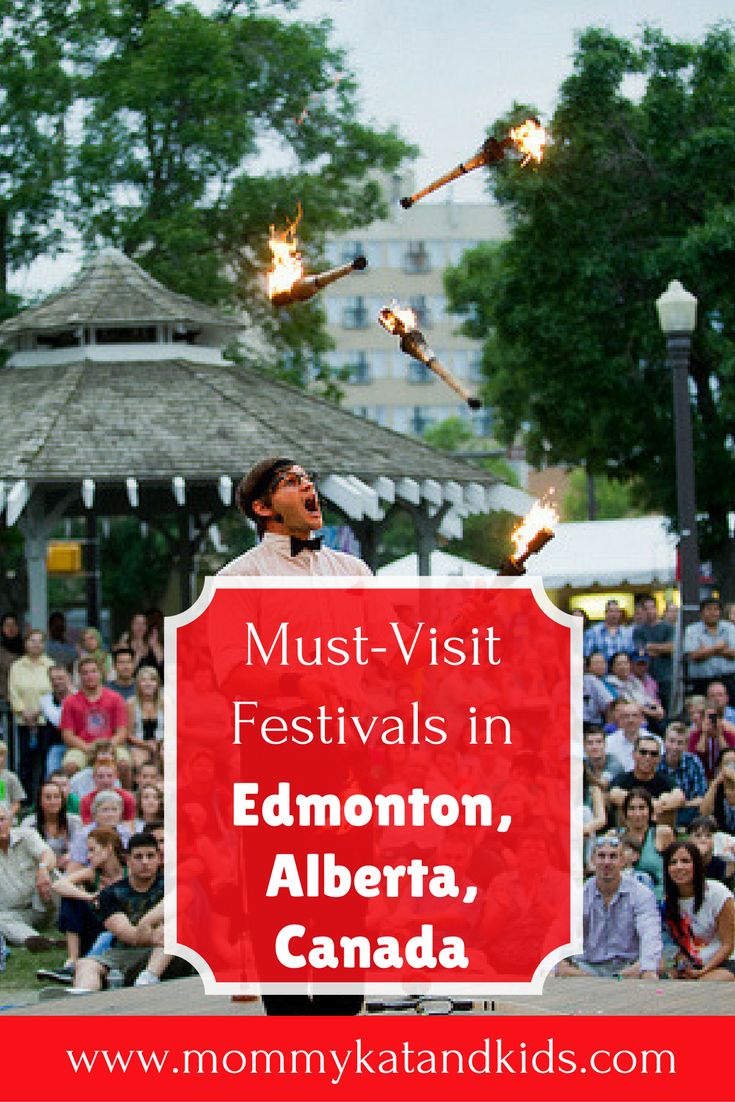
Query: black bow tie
290 536 322 556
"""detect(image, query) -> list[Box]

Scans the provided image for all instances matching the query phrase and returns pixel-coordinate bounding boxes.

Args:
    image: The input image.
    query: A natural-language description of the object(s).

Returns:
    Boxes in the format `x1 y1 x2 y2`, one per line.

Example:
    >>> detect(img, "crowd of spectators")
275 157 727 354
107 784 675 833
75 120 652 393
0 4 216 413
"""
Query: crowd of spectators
575 594 735 981
0 609 172 997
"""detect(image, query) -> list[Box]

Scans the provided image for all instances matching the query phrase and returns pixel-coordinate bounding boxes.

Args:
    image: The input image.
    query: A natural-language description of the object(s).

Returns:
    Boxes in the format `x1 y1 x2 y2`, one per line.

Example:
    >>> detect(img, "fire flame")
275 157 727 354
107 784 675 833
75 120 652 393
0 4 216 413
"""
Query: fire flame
511 492 559 559
378 302 417 336
509 118 547 166
266 205 304 299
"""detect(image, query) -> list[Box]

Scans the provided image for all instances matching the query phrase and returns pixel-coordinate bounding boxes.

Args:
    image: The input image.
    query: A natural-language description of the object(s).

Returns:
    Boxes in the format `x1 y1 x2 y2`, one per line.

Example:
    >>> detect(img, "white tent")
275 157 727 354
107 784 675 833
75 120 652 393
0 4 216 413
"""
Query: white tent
523 516 677 589
378 550 496 578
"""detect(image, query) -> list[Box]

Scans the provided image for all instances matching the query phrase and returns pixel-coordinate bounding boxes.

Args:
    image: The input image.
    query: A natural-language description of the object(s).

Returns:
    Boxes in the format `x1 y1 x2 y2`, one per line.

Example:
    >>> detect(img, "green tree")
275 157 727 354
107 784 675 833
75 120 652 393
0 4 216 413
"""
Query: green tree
444 25 735 596
562 469 643 522
0 0 73 303
71 1 413 380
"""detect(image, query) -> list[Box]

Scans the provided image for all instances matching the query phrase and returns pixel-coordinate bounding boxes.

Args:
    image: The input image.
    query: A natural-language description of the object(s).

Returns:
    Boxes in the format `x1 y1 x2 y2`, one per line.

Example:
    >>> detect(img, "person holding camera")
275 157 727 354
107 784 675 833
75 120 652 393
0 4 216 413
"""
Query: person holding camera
688 708 735 781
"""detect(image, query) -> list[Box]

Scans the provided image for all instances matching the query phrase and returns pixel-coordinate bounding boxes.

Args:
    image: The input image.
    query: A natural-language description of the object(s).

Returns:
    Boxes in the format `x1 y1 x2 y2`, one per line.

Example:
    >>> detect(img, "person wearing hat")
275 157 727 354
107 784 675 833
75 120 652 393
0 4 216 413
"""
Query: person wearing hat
217 457 368 1016
218 458 371 578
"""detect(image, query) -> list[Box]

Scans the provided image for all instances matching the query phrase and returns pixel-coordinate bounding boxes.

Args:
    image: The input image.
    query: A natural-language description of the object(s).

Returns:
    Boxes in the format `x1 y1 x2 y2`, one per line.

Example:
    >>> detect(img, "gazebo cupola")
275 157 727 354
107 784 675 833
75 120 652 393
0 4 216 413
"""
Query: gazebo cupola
2 247 240 369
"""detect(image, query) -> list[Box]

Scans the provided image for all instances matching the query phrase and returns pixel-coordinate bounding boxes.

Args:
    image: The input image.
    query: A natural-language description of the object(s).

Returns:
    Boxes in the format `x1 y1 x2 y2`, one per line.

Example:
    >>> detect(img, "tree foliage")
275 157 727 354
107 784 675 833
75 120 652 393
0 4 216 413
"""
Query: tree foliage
444 24 735 592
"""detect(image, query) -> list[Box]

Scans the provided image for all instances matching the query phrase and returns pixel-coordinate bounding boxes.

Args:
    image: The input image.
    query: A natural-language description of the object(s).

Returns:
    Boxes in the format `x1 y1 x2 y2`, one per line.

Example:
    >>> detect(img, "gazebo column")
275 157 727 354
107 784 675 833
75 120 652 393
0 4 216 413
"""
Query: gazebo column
177 508 195 611
403 502 451 577
21 493 48 630
351 520 378 573
85 512 102 628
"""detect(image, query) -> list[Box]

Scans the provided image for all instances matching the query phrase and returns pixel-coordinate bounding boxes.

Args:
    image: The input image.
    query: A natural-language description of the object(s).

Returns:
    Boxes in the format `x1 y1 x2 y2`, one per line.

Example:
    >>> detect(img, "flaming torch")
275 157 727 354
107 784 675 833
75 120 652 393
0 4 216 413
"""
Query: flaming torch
266 208 367 308
498 494 559 576
400 117 546 209
378 303 482 409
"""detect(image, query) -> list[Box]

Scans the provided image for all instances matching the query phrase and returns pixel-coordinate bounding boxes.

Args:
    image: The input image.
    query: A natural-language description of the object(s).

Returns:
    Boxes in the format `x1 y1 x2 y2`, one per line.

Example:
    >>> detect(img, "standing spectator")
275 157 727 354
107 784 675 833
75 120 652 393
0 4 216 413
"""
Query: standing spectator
583 600 634 661
144 609 165 680
126 666 164 767
688 708 735 781
0 740 25 818
39 665 74 775
21 779 82 872
683 597 735 699
658 721 707 828
60 658 129 780
633 595 674 717
705 680 735 725
661 840 735 981
0 802 59 949
8 629 53 798
118 612 162 677
558 834 661 978
0 613 23 730
46 612 76 673
74 627 113 684
700 751 735 835
105 647 137 703
583 654 614 729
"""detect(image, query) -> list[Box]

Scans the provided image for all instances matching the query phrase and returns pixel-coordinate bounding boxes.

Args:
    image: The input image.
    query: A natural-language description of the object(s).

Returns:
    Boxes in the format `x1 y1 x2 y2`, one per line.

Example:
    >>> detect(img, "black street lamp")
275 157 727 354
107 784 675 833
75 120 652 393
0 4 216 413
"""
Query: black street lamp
656 279 700 631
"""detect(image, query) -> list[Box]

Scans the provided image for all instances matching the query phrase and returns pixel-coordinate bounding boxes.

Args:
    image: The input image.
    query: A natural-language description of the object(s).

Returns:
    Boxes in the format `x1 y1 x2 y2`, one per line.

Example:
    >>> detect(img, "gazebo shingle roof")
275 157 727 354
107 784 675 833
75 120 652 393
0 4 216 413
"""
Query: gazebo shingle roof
0 358 499 486
0 248 240 334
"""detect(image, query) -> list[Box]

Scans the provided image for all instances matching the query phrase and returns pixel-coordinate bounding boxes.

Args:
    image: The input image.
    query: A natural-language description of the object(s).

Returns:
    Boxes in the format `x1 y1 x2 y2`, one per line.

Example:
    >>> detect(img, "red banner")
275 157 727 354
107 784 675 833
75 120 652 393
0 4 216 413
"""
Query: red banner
169 579 579 994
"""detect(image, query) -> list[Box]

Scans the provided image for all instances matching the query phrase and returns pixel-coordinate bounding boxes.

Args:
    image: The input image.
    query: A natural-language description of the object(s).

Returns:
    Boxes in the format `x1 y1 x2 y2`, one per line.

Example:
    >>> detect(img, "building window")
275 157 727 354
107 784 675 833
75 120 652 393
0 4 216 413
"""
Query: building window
345 352 371 385
409 296 431 328
408 361 434 384
341 296 369 329
403 241 431 274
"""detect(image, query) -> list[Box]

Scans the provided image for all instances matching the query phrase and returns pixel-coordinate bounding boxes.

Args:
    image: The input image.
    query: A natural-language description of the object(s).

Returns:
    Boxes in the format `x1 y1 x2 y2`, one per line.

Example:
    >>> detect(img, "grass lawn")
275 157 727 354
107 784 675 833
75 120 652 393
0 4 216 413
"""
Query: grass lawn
0 945 67 993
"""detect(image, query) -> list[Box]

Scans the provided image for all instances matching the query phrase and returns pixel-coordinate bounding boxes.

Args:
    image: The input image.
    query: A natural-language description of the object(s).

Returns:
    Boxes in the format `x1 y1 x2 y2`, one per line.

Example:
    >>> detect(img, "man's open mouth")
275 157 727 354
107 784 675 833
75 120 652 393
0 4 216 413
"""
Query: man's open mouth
304 493 320 514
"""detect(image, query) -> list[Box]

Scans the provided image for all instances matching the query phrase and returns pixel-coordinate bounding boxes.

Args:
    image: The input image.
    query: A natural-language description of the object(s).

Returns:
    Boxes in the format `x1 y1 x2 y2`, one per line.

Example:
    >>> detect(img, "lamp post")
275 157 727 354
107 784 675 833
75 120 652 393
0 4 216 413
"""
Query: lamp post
656 279 700 631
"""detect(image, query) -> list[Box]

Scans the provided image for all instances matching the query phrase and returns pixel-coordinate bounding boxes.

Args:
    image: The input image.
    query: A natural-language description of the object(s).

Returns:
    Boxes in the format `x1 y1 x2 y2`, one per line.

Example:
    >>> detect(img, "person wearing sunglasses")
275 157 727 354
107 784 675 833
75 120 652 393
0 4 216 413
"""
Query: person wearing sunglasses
608 734 685 829
219 457 371 578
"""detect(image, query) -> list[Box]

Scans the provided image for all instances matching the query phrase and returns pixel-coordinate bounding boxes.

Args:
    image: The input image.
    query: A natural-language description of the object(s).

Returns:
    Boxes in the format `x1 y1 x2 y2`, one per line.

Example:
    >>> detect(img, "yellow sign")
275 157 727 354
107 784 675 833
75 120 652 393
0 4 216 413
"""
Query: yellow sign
46 541 83 574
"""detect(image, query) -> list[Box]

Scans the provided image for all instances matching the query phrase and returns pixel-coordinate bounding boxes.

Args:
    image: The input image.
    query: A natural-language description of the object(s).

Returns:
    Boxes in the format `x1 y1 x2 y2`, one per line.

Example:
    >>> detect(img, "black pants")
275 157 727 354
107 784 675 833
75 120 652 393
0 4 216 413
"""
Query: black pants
262 995 363 1016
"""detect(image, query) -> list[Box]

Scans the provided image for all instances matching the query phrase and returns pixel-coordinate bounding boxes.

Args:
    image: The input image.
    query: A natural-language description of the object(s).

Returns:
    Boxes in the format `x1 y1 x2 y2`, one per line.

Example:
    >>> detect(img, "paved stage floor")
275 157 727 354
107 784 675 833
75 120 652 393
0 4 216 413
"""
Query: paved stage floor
2 975 733 1016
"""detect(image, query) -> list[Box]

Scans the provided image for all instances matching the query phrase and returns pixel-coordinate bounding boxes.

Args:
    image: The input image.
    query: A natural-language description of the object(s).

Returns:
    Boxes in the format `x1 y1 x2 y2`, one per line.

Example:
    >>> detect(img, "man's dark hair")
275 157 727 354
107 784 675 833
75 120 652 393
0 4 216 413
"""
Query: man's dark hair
78 656 100 673
127 831 159 855
687 814 717 836
235 457 294 533
700 597 721 611
113 646 135 661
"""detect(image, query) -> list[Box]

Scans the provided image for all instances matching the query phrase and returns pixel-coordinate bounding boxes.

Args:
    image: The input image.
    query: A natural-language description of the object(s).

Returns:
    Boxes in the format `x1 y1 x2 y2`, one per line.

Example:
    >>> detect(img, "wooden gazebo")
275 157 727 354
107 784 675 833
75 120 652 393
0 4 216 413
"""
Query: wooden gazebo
0 248 532 626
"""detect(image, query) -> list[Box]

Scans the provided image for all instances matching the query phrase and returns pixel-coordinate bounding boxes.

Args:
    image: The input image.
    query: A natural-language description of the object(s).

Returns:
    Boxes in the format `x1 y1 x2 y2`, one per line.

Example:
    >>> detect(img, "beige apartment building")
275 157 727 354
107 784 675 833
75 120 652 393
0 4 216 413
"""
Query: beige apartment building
321 185 508 438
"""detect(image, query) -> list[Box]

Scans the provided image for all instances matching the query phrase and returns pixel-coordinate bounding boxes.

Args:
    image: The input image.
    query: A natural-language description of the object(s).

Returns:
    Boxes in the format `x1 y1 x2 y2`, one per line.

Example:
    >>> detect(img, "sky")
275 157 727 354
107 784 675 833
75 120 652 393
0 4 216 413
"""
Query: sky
12 0 732 296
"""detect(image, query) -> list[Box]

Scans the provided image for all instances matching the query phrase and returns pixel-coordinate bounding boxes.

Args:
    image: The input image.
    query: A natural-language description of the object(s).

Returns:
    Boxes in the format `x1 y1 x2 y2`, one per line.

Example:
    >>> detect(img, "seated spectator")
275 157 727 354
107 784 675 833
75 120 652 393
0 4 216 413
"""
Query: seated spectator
558 834 661 978
0 740 25 818
105 647 137 703
46 612 76 673
606 702 648 773
618 832 655 893
609 735 684 830
700 749 735 835
583 600 634 662
706 681 735 725
134 756 163 794
583 766 607 868
583 654 614 729
688 815 735 884
615 788 674 900
38 665 74 776
688 707 735 781
73 627 113 684
661 840 735 981
134 784 165 834
126 666 164 768
67 790 132 874
605 652 664 730
68 739 117 803
583 728 624 792
61 658 131 786
658 721 707 829
0 802 60 950
39 827 126 986
630 652 665 732
21 779 82 872
72 831 170 991
78 757 136 829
